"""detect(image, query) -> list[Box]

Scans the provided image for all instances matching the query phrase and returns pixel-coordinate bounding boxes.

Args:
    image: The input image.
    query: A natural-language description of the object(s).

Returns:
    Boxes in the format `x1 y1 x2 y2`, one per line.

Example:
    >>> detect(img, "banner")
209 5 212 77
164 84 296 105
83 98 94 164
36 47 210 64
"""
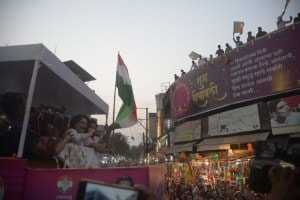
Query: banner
189 51 200 60
170 23 300 121
233 21 244 34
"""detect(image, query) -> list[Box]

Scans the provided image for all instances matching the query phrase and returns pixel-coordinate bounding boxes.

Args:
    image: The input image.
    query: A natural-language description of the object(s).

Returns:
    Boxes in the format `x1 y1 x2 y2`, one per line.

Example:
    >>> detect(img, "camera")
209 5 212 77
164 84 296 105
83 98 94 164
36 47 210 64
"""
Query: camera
76 179 144 200
249 135 300 193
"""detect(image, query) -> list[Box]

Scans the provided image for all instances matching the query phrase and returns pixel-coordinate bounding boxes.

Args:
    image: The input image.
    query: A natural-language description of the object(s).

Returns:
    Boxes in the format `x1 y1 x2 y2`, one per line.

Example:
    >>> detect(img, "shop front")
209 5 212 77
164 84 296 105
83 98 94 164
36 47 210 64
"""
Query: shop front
164 133 269 187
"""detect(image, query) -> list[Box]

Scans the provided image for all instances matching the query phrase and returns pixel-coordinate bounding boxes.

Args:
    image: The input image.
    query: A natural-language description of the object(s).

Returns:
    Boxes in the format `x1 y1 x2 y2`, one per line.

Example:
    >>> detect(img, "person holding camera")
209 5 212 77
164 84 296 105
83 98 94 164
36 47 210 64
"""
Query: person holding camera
0 92 57 160
267 167 300 200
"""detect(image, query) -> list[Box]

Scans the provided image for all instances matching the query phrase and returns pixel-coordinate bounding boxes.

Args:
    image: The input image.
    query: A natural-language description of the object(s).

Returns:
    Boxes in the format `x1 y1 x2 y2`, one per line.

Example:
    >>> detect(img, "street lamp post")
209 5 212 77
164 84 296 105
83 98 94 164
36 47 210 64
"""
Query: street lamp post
137 107 149 165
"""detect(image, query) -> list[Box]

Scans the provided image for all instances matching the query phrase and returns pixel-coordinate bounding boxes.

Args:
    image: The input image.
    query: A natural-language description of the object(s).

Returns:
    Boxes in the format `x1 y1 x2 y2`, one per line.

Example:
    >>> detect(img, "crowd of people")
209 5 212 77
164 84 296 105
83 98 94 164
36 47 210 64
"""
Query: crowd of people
165 177 263 200
174 12 300 82
164 166 300 200
0 91 114 168
1 92 300 198
1 10 300 200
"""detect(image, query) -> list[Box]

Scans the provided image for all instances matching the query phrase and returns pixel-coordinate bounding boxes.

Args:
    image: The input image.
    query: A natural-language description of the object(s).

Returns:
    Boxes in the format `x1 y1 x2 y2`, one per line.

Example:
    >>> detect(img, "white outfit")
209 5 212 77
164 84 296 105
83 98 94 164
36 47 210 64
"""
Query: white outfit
57 128 99 168
65 128 93 146
57 143 100 168
198 58 205 66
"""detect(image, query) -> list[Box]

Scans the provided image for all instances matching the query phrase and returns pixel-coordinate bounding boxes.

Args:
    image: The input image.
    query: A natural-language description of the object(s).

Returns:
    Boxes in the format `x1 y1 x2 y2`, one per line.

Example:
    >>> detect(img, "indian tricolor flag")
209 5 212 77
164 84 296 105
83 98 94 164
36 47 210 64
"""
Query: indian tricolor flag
233 21 244 35
114 53 138 128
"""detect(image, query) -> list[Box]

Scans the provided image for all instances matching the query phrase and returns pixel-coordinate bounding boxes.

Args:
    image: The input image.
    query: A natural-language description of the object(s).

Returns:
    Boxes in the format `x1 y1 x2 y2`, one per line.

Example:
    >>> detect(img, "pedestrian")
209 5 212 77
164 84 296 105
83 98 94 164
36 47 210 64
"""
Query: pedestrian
247 31 255 42
233 34 243 47
294 13 300 23
197 55 205 66
215 45 225 56
225 43 232 52
181 69 186 77
256 27 267 38
277 15 293 29
191 60 198 70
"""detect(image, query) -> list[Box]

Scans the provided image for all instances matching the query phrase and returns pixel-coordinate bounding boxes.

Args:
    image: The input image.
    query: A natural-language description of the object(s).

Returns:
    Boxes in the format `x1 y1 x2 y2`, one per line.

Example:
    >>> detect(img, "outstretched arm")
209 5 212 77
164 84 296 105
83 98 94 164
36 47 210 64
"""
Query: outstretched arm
101 123 115 144
233 33 237 43
79 128 95 140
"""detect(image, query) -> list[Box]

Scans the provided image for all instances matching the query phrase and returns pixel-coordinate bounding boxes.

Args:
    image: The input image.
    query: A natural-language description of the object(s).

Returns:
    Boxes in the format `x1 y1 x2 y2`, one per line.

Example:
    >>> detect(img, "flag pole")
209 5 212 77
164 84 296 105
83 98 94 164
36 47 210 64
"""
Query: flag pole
112 77 117 136
108 52 118 163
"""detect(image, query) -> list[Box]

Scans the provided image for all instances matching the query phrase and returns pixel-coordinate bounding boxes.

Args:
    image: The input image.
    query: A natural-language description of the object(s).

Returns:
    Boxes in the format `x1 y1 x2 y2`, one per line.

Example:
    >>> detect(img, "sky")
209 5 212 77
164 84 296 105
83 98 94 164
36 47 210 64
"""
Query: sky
1 0 299 146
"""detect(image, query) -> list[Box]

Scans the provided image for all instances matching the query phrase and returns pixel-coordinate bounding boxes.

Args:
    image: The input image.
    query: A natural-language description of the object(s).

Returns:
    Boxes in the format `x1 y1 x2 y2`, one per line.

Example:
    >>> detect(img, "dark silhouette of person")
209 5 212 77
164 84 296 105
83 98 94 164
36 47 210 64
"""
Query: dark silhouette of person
225 43 232 52
181 69 186 77
0 92 49 159
277 15 293 29
256 27 267 38
294 13 300 23
174 74 179 81
267 167 300 200
115 175 134 187
233 34 243 47
247 31 255 42
191 60 198 70
197 55 205 66
215 45 224 56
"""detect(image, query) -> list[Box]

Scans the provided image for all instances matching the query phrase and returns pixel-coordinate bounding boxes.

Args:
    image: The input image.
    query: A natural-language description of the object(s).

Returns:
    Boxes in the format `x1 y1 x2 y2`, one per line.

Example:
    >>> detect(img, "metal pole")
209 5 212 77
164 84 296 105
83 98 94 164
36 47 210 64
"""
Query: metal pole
145 108 149 164
137 107 149 165
143 132 145 165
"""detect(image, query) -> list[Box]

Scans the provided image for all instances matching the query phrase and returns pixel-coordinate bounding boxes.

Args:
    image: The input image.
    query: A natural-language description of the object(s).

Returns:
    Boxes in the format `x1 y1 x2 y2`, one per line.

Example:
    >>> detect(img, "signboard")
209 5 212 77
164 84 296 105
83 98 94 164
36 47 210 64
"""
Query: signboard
23 167 149 200
0 159 27 200
149 113 157 139
0 158 166 200
174 119 201 142
267 95 300 134
170 24 300 121
208 104 261 136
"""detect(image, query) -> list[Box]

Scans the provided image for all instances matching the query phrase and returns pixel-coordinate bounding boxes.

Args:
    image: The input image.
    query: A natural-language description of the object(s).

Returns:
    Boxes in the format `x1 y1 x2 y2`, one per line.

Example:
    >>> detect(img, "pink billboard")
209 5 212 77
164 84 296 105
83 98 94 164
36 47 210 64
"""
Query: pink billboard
0 158 27 200
23 167 150 200
0 158 166 200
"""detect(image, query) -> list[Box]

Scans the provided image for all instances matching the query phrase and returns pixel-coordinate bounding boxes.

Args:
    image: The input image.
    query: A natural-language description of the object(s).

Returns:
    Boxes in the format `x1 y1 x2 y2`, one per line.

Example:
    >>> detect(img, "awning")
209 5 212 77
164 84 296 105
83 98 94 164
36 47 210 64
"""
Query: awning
197 144 230 151
0 44 109 115
63 60 96 82
166 141 197 154
196 132 270 151
0 44 109 157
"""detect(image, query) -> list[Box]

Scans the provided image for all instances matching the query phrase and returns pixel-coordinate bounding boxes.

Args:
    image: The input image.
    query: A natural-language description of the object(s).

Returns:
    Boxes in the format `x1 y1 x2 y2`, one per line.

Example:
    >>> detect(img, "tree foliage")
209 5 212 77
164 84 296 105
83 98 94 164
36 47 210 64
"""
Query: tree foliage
109 132 130 157
109 132 144 160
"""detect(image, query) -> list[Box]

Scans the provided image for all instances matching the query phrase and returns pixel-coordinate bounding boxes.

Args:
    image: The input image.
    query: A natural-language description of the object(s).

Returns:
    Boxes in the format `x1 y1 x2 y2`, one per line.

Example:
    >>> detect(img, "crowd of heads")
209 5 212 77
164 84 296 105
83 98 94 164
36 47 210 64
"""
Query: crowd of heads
174 12 300 82
0 91 112 167
165 176 265 200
